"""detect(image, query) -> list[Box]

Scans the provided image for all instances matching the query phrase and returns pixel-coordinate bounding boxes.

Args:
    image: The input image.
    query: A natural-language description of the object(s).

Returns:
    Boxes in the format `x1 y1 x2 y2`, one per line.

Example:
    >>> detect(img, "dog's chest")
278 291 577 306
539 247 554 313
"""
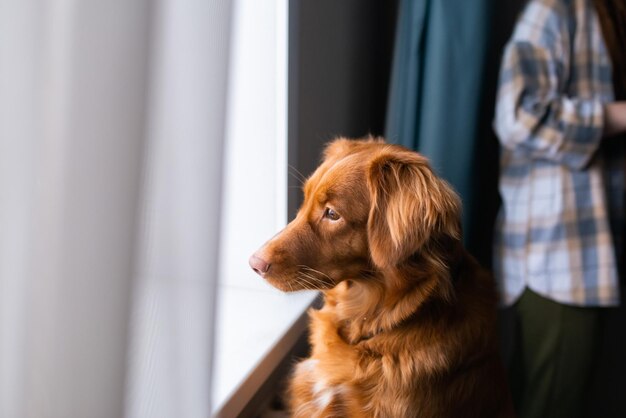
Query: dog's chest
290 353 420 418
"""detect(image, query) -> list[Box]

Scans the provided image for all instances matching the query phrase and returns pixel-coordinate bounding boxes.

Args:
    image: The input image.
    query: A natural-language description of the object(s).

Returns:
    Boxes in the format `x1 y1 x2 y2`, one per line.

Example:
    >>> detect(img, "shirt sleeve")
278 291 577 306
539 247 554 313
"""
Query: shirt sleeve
493 1 605 170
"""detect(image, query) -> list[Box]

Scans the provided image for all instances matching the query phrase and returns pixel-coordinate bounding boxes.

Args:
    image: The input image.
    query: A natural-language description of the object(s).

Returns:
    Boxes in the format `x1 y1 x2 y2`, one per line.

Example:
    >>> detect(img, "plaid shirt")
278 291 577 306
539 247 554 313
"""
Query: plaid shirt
493 0 625 306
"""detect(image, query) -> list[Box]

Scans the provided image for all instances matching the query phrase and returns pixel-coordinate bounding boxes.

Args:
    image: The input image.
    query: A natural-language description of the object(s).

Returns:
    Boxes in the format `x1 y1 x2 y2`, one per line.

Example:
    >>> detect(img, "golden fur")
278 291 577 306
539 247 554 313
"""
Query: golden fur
250 138 513 417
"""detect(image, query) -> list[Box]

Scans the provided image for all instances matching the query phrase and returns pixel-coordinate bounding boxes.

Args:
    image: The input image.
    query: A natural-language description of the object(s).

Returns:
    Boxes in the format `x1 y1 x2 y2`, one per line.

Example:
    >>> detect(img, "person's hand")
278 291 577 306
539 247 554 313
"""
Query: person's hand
604 102 626 137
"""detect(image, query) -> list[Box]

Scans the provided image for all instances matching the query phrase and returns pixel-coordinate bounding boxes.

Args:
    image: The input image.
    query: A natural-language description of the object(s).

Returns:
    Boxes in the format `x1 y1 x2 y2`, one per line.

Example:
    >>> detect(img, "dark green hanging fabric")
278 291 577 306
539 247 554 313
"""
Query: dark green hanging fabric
386 0 524 267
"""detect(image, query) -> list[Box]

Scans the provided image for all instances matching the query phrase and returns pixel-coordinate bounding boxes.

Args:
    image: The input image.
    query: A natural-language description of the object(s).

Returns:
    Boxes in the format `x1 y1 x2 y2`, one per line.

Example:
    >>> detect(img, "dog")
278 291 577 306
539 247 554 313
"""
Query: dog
249 138 513 417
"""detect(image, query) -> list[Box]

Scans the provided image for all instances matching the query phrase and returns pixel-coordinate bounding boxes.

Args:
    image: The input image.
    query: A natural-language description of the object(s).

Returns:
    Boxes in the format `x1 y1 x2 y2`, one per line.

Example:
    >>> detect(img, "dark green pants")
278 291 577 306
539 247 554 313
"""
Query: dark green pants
509 288 601 418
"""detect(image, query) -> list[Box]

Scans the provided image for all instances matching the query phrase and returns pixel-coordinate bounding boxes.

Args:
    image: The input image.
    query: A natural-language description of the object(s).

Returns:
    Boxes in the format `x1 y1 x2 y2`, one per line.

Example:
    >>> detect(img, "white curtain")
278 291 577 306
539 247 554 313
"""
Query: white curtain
0 0 231 417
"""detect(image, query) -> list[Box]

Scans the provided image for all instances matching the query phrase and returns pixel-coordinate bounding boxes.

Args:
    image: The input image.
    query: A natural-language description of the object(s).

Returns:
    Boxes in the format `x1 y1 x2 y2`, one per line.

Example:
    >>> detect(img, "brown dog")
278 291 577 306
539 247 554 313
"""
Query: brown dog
250 138 513 417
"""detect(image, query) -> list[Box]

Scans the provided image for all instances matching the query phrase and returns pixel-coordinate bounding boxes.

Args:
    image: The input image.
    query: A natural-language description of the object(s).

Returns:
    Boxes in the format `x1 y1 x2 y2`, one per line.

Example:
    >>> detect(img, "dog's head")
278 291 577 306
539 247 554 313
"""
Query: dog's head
249 138 461 292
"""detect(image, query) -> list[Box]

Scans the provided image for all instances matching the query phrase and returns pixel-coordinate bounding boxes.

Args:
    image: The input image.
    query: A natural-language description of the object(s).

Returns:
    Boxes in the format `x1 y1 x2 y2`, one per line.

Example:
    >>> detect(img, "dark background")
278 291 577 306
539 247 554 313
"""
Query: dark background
287 0 398 217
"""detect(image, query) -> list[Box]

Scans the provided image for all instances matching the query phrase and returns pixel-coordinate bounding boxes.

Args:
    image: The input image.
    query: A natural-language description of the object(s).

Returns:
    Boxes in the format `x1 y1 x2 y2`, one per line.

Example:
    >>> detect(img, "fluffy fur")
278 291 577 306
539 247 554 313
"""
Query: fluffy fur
250 138 513 418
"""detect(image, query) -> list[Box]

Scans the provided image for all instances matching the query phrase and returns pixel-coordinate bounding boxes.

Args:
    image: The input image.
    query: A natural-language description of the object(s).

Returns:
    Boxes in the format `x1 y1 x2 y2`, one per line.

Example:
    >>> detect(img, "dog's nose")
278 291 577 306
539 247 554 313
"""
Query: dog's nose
249 254 271 276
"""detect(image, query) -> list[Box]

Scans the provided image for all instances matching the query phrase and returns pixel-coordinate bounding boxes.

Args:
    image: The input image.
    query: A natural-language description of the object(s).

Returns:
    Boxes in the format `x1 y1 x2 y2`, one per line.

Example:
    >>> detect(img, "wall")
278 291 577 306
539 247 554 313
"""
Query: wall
288 0 398 216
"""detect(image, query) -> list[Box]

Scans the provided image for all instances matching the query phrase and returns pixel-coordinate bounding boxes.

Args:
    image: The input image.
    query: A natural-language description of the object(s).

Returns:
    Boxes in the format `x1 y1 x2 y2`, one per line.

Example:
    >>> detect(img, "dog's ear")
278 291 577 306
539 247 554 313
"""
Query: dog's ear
366 149 462 269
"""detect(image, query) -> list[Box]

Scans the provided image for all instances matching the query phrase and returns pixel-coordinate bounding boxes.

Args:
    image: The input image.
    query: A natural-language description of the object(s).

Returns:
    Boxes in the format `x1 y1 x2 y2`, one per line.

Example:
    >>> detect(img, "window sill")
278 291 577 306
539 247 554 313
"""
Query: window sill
211 284 318 417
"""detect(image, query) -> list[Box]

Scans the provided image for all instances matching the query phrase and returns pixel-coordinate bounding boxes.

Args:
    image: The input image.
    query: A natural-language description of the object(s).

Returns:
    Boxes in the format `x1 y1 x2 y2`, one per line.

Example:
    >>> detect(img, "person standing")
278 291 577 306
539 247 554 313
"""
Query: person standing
493 0 626 417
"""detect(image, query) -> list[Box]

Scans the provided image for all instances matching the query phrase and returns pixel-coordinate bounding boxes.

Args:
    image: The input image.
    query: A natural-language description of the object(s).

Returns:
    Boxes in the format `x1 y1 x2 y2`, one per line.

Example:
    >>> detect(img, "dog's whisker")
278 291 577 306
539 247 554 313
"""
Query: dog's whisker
296 274 318 290
287 176 305 188
288 164 306 177
299 276 321 289
298 265 322 275
300 265 333 282
292 276 304 290
288 172 305 187
298 270 327 287
292 276 308 290
300 277 317 290
298 266 334 287
288 164 307 185
298 269 319 280
300 273 324 290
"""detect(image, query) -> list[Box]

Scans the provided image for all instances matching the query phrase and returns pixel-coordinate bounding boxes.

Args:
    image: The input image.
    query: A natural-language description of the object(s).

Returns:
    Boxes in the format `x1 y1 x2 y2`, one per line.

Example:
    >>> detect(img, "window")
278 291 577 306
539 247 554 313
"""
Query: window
211 0 317 415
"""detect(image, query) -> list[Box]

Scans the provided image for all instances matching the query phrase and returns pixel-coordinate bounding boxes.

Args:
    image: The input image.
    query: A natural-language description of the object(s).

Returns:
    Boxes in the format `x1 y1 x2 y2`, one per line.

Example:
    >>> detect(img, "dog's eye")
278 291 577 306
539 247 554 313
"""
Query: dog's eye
324 208 340 221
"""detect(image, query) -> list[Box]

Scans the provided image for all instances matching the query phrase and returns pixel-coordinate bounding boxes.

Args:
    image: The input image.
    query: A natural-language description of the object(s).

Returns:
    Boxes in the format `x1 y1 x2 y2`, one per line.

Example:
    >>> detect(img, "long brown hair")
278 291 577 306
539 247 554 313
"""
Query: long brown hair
593 0 626 99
